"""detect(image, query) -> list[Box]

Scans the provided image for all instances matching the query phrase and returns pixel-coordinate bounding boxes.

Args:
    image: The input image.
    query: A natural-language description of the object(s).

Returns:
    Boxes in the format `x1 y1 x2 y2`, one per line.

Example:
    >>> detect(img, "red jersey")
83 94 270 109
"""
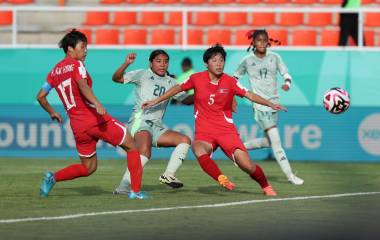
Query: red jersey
180 71 247 134
46 56 111 133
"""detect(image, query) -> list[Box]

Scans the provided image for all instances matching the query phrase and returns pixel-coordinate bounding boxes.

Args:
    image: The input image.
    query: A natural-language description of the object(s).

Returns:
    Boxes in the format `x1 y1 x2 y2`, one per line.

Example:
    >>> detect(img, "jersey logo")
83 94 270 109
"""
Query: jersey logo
218 88 229 94
150 76 154 80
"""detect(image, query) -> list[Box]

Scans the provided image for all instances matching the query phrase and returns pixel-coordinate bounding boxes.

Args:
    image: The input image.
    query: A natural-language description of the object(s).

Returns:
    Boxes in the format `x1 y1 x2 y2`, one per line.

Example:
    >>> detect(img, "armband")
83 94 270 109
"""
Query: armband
41 82 53 93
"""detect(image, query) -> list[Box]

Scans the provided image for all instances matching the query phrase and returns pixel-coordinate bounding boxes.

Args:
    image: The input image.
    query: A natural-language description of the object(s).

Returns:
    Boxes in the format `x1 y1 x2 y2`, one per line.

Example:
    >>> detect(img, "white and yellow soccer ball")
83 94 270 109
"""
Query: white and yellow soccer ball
323 87 350 114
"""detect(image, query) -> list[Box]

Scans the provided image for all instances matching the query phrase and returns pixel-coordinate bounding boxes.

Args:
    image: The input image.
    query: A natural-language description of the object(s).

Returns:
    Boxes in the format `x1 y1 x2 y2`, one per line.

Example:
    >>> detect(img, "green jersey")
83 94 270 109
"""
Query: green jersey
123 68 188 122
234 50 290 112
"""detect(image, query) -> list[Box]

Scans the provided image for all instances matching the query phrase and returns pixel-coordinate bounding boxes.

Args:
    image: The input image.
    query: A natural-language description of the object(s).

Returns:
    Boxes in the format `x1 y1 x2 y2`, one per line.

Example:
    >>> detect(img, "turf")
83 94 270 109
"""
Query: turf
0 158 379 240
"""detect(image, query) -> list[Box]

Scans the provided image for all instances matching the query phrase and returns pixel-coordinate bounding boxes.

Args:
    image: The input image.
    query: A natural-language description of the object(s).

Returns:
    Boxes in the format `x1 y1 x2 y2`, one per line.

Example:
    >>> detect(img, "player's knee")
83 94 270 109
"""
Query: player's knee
180 135 191 145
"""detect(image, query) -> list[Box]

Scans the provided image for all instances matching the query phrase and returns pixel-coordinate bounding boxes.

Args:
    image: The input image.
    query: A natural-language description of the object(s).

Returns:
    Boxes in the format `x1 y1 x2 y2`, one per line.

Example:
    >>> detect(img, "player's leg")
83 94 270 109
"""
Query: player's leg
40 132 96 197
265 126 304 185
244 109 270 150
115 130 152 194
156 129 191 188
232 149 276 196
192 138 234 190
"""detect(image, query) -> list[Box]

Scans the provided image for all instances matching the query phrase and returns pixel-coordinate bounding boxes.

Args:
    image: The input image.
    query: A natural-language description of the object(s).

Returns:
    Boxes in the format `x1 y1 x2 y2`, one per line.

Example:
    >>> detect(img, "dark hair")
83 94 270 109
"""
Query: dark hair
203 44 226 63
58 28 87 54
181 57 192 67
246 29 281 52
149 49 170 62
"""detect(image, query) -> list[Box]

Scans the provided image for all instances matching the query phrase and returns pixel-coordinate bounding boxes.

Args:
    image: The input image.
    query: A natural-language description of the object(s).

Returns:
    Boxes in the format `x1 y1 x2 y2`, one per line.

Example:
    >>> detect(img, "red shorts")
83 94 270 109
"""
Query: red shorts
195 132 247 160
73 118 127 157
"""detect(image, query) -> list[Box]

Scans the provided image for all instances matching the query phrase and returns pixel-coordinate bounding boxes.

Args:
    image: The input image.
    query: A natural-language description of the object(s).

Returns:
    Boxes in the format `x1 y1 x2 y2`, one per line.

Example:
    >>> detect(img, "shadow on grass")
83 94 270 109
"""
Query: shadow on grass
196 185 252 195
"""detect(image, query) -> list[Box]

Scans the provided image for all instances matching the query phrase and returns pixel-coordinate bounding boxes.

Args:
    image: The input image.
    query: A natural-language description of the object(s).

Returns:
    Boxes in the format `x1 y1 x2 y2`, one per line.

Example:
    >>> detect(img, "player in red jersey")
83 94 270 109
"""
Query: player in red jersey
36 29 146 199
142 44 286 196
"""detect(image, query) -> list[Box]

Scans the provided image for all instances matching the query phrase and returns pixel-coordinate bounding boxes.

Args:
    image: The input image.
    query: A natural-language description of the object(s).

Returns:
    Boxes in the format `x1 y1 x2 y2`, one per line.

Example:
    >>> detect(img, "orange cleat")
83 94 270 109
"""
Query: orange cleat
218 175 236 191
263 185 277 196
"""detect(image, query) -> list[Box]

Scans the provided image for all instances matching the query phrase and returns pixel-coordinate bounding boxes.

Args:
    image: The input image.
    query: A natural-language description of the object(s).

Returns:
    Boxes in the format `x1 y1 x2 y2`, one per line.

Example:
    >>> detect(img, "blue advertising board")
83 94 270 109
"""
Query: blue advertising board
1 105 379 162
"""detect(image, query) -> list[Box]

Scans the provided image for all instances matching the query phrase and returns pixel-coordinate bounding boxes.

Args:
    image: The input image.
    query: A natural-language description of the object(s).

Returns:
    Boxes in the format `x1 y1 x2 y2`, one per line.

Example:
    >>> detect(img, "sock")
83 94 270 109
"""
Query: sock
244 137 270 150
118 155 149 190
197 154 222 181
267 128 293 177
164 143 190 176
249 165 269 189
54 164 90 182
127 150 142 193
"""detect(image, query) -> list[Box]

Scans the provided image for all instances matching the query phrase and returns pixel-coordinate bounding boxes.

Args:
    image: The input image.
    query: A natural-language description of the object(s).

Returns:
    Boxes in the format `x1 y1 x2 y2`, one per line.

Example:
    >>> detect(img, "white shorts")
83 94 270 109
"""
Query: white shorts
254 109 278 130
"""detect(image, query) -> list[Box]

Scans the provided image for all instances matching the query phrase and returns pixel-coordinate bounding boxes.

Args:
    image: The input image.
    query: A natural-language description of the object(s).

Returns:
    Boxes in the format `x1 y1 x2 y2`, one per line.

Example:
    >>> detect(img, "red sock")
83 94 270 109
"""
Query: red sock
249 165 269 188
54 164 90 182
127 150 142 193
197 154 222 181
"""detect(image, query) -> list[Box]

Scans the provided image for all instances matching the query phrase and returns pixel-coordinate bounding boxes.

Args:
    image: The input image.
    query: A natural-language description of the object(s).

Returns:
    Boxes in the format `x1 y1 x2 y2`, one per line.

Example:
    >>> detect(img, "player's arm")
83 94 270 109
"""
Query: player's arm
276 54 292 92
77 78 106 115
244 91 287 111
112 53 136 83
142 85 183 109
36 83 63 123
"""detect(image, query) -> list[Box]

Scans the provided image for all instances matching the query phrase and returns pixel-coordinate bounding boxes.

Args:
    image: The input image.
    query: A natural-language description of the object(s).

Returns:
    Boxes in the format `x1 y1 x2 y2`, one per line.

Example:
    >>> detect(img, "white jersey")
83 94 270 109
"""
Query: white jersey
234 50 289 112
123 68 188 122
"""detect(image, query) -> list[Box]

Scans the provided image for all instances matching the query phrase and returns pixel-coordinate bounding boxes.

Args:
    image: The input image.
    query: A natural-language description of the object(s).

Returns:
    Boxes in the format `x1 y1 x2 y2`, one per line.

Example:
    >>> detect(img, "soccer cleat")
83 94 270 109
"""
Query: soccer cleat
217 175 235 191
128 191 149 200
288 174 304 185
263 185 277 196
113 187 129 195
159 174 184 189
40 171 56 197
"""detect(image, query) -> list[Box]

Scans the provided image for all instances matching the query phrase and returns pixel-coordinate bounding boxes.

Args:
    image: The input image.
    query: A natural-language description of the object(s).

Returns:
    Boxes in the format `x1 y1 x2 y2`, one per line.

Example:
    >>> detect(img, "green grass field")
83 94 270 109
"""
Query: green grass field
1 158 379 240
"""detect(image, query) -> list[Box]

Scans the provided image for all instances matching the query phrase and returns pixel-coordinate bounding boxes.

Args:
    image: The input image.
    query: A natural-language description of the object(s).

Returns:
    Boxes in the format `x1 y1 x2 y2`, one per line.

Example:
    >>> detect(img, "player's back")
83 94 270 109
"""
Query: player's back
47 57 110 132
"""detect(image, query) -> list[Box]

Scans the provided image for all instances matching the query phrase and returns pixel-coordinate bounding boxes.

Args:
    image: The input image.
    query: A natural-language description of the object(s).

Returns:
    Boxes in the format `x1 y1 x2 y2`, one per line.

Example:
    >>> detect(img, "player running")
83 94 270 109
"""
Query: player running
234 29 304 185
112 50 193 194
36 29 146 199
142 44 286 196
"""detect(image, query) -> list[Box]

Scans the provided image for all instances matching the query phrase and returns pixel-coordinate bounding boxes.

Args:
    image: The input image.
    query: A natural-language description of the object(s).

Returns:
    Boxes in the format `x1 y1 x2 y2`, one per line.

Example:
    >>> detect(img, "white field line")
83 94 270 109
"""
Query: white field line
1 191 379 224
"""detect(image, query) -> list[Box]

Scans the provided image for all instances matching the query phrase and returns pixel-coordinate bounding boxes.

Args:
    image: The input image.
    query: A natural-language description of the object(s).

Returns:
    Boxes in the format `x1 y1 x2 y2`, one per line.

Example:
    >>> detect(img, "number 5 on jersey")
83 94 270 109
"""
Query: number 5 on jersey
208 94 215 105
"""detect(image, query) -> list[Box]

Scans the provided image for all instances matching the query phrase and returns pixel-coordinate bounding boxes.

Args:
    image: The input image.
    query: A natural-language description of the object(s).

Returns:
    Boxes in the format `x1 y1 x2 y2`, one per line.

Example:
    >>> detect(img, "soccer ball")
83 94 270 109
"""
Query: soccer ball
323 87 350 114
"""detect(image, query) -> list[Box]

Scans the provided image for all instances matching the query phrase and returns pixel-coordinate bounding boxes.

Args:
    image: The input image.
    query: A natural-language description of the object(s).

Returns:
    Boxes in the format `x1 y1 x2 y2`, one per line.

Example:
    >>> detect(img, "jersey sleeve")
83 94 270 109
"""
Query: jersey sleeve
73 60 87 82
123 69 145 85
172 90 189 102
46 71 54 86
276 54 289 76
231 77 248 97
179 74 195 92
233 58 247 79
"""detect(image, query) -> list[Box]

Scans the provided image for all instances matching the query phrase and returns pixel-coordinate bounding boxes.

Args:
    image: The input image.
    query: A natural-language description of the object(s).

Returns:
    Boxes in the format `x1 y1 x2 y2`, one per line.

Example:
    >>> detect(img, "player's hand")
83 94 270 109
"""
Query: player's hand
271 103 287 112
125 53 136 65
281 84 290 91
50 112 63 123
95 103 106 115
141 100 157 110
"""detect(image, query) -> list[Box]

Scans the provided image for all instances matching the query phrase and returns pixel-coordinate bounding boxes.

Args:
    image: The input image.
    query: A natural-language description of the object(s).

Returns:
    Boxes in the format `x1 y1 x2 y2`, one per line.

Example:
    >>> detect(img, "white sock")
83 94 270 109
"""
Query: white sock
117 155 149 190
267 128 293 178
164 143 190 176
244 137 270 150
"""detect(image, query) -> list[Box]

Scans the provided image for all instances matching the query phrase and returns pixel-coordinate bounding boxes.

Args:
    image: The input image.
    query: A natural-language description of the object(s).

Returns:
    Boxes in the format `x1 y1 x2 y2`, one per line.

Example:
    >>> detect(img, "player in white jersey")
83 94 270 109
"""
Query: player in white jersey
112 50 193 193
234 29 304 185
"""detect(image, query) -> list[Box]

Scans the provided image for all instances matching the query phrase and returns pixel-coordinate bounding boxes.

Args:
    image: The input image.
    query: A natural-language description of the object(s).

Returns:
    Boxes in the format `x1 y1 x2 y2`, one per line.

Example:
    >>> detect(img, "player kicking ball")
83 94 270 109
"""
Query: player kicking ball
36 29 147 199
142 44 286 196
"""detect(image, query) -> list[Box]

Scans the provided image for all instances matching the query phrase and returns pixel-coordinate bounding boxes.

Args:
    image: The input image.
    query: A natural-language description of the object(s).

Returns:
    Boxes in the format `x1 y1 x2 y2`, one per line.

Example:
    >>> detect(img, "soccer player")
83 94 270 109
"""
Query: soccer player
142 44 286 196
111 50 193 194
233 29 304 185
36 29 146 199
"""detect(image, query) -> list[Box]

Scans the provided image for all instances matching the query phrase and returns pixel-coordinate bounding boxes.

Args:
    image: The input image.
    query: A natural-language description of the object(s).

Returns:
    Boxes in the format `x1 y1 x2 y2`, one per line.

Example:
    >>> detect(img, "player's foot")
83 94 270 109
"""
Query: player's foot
263 185 277 196
159 174 184 189
40 171 56 197
217 175 235 191
113 187 129 195
288 174 304 185
128 191 149 200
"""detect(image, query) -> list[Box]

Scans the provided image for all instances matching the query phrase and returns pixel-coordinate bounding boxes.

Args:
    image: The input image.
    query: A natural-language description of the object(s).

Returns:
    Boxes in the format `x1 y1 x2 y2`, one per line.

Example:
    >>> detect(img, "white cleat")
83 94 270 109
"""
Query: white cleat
159 174 184 189
113 187 130 195
288 174 304 185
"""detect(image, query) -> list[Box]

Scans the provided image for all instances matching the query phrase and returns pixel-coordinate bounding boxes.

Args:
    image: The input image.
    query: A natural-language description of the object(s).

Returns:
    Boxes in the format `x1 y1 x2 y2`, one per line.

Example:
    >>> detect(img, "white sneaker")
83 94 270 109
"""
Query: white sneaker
113 187 129 195
159 174 183 189
288 174 304 185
